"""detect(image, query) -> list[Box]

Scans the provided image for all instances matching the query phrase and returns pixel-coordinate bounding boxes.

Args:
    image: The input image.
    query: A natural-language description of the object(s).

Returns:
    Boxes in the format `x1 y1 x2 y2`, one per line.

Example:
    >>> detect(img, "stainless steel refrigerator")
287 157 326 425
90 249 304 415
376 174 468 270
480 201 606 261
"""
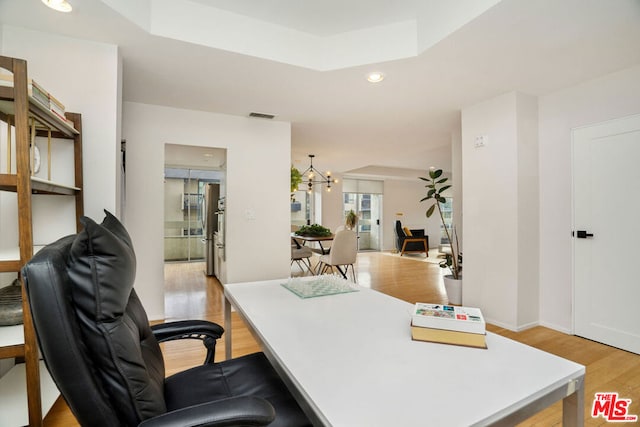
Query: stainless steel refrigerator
203 183 220 276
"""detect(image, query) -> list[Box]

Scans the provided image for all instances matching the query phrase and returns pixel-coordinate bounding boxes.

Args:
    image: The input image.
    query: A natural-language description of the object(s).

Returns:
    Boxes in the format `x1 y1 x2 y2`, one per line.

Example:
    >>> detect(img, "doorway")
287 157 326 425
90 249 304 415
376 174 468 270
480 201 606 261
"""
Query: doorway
163 144 226 264
163 168 222 262
343 179 383 251
573 113 640 354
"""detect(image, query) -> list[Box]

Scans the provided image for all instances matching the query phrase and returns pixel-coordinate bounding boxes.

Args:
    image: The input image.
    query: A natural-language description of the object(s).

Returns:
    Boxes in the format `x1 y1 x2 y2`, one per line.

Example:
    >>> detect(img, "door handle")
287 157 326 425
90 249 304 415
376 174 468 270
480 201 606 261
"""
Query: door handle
573 230 594 238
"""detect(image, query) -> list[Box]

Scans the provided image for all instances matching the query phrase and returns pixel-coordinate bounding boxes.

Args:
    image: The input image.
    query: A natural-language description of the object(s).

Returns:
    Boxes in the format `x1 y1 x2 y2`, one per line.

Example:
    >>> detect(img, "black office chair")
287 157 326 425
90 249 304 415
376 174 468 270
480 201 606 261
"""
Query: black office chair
22 210 310 427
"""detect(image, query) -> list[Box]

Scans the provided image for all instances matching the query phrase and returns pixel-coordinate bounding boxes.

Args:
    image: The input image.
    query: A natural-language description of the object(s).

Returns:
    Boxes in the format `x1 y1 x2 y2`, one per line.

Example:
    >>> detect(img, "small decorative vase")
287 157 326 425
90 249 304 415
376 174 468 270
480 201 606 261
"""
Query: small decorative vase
443 275 462 305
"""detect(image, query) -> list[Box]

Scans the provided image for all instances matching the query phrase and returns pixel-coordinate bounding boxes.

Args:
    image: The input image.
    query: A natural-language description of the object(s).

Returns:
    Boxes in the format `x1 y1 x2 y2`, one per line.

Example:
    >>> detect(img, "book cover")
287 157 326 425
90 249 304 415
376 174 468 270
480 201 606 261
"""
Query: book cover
49 93 66 112
412 302 485 334
411 324 487 349
50 108 68 123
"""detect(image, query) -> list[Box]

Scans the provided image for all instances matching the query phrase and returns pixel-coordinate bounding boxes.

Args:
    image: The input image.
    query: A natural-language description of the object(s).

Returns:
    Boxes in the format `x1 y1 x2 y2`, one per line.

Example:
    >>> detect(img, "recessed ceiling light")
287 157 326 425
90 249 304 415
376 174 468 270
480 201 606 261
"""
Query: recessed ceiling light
41 0 73 13
367 72 385 83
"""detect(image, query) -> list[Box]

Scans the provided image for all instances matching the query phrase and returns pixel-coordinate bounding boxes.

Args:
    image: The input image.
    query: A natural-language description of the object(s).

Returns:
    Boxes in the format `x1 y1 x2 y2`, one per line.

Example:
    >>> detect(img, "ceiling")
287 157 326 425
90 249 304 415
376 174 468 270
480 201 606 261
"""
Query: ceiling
1 0 639 178
190 0 424 37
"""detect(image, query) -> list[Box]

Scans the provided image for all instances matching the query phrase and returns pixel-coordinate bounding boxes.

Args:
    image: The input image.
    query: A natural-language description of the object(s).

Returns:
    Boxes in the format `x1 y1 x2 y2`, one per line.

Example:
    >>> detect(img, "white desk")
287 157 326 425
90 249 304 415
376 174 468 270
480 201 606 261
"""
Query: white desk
224 279 585 426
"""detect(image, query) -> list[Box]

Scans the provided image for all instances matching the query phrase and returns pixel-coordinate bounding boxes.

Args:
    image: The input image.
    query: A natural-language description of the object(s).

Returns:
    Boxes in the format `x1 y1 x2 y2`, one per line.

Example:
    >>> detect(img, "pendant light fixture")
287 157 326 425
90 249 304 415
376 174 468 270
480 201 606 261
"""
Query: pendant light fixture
301 154 336 192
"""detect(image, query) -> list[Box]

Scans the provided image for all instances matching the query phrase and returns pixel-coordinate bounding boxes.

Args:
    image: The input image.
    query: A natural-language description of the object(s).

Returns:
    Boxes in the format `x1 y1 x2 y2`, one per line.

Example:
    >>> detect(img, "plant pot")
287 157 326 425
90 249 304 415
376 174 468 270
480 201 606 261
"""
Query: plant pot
443 275 462 305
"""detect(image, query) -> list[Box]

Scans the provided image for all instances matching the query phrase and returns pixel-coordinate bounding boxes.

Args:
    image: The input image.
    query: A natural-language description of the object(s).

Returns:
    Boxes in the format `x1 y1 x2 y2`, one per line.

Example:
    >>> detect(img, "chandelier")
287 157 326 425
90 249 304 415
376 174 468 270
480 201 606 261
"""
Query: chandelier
301 154 336 192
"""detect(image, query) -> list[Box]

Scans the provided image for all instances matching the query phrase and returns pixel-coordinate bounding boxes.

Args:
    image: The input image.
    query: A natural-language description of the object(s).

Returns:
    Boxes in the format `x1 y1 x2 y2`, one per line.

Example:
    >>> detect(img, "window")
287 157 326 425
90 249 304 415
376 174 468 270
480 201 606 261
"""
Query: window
439 197 453 244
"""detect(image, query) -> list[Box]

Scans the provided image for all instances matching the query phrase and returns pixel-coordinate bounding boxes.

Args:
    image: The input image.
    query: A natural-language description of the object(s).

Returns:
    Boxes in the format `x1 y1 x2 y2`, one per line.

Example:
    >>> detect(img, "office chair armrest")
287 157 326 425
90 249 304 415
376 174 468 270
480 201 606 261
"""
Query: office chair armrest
151 320 224 364
138 396 275 427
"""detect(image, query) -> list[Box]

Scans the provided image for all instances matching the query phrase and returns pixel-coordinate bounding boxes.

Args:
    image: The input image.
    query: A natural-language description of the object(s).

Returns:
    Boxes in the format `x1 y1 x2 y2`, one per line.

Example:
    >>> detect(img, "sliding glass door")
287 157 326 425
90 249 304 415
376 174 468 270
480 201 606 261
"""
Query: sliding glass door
343 179 383 251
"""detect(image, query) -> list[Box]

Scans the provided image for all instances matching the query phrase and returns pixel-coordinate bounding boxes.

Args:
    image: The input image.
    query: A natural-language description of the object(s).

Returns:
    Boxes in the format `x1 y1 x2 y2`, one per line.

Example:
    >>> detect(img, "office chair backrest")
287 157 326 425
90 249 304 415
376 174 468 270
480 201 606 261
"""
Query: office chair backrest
328 229 357 265
22 211 166 427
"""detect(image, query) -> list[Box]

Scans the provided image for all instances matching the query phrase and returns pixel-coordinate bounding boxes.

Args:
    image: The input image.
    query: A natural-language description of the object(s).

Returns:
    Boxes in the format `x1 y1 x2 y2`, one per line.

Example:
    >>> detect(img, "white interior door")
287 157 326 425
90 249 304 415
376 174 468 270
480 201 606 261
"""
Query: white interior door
573 114 640 354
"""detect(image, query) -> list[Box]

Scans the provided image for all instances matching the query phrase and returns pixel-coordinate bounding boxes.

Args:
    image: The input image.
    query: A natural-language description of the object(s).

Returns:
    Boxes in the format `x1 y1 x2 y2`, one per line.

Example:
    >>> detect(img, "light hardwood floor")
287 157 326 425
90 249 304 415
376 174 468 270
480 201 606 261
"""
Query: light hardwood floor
44 252 639 426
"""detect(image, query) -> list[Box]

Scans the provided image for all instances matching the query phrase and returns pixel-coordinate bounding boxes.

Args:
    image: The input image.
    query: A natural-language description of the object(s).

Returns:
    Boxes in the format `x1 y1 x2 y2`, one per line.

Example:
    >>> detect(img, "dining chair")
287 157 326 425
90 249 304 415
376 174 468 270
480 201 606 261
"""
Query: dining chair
314 225 344 256
317 229 358 282
291 239 314 275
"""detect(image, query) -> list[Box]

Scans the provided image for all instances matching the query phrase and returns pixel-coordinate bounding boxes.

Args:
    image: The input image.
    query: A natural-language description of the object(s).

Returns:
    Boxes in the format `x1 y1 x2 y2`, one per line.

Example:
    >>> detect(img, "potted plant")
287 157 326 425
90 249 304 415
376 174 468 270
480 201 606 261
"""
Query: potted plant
419 168 463 304
291 166 303 201
295 224 332 237
345 209 358 230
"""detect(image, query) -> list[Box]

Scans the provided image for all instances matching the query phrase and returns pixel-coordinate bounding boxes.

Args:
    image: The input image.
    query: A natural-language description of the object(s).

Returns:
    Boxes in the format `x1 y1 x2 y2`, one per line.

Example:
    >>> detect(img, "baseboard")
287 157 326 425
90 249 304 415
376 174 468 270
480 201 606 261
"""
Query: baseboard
539 321 573 335
484 317 517 331
485 318 539 332
514 321 539 332
487 318 573 335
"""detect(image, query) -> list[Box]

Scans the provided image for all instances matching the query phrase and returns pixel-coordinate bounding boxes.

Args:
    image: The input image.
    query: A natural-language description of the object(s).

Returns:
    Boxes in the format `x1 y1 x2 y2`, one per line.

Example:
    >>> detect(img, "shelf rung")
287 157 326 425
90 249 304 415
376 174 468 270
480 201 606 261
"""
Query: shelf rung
0 173 18 191
0 343 24 359
0 259 21 273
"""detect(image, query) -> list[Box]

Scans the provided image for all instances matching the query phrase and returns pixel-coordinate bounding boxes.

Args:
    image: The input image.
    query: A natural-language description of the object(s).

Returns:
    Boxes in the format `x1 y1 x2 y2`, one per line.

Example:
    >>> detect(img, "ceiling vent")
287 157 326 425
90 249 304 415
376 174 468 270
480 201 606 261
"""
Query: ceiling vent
249 112 276 119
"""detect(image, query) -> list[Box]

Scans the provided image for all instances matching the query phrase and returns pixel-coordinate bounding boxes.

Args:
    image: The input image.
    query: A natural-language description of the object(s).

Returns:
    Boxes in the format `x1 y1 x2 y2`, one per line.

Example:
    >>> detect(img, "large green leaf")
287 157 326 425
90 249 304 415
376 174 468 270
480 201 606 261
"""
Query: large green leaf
439 185 451 193
427 188 436 197
426 204 436 217
437 196 447 204
436 177 448 184
429 169 443 179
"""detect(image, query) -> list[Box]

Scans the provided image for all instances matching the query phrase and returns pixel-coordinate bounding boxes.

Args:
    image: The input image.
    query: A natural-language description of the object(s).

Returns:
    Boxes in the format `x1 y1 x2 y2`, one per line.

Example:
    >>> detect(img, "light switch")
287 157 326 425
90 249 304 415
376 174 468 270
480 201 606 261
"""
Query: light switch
474 135 488 148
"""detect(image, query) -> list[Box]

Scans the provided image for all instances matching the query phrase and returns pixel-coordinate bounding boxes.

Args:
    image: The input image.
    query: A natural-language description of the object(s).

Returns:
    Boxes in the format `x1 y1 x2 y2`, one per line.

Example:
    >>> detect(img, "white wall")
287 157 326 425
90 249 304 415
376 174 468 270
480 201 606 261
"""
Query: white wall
382 179 442 251
452 128 463 250
538 64 640 333
463 92 518 328
123 102 291 320
1 26 120 221
320 174 344 231
316 175 434 251
0 26 120 289
459 66 640 334
462 91 539 330
317 175 443 253
516 93 539 328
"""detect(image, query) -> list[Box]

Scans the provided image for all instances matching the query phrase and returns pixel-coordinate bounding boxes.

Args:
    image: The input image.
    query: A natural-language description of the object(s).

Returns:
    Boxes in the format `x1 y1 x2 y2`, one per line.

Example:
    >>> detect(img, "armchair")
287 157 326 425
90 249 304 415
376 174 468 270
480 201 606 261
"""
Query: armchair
395 220 429 256
22 210 310 427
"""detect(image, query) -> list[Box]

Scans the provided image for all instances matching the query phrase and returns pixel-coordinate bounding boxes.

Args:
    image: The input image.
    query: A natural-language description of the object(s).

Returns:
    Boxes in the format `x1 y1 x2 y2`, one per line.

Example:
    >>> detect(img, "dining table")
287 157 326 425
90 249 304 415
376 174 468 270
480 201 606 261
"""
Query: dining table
291 232 334 255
